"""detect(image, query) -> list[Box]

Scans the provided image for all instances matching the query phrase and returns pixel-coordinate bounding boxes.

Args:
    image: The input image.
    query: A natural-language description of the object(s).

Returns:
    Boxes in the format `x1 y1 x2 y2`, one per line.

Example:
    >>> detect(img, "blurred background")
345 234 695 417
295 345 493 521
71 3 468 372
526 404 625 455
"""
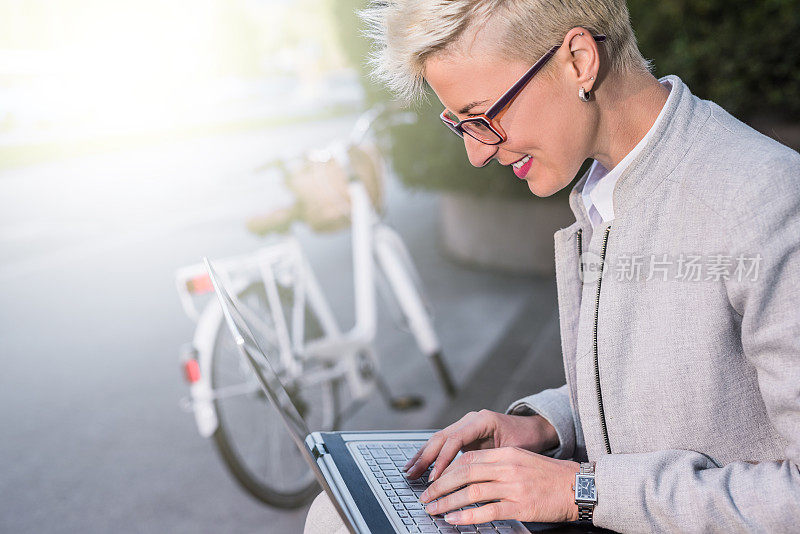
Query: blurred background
1 1 797 532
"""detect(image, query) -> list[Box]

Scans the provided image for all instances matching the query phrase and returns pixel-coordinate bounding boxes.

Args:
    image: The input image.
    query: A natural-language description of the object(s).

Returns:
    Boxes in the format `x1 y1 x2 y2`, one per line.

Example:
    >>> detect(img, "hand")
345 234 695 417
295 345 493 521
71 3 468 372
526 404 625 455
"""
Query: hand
404 409 558 482
418 447 580 524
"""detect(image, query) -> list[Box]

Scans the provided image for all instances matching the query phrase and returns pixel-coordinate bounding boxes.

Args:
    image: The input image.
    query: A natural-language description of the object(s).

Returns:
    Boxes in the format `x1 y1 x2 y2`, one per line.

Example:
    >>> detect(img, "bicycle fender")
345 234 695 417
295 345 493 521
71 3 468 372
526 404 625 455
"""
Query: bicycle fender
190 300 224 438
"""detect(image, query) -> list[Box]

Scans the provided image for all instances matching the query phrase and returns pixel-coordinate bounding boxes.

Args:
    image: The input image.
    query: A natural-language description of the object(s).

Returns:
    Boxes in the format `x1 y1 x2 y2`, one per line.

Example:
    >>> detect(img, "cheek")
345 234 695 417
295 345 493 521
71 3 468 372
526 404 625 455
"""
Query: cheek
543 102 583 148
537 101 591 170
524 131 588 197
509 92 591 195
513 97 582 158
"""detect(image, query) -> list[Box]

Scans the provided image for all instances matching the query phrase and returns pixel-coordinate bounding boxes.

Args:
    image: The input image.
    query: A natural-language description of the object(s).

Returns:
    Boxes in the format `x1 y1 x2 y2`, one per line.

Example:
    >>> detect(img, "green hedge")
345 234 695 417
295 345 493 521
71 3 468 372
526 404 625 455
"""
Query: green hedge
628 0 800 121
332 0 799 197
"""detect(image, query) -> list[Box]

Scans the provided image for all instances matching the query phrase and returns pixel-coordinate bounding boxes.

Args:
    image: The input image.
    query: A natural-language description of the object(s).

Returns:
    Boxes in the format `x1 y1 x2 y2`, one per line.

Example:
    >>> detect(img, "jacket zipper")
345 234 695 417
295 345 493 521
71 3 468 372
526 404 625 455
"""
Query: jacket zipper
577 226 613 455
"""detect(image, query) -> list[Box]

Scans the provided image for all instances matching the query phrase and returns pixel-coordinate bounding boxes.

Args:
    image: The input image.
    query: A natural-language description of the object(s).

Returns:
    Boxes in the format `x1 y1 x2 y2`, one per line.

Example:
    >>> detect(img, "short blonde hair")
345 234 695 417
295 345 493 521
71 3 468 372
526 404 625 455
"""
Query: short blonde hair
360 0 653 105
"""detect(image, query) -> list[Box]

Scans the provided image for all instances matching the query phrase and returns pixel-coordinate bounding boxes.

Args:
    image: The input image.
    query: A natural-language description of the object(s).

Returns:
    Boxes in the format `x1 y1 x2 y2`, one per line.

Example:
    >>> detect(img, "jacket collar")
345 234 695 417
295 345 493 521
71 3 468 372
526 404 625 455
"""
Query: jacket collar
566 74 711 227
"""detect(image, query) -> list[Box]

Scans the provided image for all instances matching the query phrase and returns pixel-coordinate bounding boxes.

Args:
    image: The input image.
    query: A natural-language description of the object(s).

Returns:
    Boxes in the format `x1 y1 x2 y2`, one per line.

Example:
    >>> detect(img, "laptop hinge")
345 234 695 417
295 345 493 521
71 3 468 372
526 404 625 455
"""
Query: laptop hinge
311 442 329 460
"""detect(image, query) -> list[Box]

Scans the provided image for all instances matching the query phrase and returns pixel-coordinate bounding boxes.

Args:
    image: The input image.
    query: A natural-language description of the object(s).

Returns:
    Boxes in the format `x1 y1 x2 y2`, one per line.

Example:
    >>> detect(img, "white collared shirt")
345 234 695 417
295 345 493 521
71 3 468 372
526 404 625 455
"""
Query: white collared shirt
582 80 674 228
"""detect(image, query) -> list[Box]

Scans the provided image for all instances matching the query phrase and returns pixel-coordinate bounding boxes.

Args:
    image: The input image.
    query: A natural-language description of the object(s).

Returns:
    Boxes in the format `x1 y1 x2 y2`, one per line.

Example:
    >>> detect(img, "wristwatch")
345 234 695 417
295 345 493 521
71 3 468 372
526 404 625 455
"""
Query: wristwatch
574 462 597 522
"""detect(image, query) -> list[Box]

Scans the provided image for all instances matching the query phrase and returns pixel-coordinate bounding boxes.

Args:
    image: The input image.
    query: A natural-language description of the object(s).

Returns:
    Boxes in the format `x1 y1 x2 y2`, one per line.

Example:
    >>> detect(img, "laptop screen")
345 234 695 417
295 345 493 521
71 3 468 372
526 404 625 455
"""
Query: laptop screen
204 258 357 533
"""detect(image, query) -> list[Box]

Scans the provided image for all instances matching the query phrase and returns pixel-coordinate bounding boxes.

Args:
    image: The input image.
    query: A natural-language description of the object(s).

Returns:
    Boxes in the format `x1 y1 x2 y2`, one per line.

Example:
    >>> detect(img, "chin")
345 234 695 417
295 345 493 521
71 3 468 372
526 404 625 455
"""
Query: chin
526 178 561 198
524 166 573 198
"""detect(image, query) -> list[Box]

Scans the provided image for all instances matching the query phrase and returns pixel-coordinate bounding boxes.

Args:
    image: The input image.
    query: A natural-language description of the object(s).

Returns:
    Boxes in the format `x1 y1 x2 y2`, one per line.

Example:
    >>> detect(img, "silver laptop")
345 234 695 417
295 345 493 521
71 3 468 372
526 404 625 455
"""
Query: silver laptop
204 257 528 533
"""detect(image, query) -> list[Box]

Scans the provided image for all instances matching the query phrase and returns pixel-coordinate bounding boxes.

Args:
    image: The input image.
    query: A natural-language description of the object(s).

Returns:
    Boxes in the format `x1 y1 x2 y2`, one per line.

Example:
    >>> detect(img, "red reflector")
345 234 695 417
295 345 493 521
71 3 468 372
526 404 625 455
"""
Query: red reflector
186 274 214 295
184 359 201 383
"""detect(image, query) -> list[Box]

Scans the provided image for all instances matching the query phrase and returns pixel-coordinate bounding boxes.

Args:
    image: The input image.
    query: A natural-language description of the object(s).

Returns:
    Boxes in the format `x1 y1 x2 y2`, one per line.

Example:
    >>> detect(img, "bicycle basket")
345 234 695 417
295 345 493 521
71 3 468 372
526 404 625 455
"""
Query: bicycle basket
287 143 384 233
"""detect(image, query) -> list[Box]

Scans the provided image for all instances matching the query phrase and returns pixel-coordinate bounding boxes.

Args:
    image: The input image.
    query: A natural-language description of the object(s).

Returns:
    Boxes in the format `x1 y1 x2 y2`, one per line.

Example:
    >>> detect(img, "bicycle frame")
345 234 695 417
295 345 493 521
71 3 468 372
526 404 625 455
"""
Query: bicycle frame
176 108 453 442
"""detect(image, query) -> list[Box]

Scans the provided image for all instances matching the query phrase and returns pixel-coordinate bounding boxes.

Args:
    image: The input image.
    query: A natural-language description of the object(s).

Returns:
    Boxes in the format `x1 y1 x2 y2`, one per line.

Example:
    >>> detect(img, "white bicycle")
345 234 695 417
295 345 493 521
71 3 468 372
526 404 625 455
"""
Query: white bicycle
175 106 456 508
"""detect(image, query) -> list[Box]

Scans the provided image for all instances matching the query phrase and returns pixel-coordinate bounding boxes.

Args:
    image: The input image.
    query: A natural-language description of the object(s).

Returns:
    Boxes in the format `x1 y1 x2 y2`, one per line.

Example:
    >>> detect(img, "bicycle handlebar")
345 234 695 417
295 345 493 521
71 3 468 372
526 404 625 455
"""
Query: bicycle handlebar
348 103 388 147
246 103 416 236
253 103 413 177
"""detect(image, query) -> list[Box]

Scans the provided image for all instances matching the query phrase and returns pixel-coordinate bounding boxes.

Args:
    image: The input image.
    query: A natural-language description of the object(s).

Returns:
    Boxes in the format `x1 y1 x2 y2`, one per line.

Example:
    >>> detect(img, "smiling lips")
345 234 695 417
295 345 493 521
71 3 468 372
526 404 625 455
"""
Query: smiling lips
511 154 533 178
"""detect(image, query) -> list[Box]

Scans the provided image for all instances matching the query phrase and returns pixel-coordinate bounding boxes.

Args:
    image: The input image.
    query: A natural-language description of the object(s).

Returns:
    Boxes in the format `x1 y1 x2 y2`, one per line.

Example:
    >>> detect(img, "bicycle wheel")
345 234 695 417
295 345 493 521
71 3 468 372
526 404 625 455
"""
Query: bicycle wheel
209 280 337 508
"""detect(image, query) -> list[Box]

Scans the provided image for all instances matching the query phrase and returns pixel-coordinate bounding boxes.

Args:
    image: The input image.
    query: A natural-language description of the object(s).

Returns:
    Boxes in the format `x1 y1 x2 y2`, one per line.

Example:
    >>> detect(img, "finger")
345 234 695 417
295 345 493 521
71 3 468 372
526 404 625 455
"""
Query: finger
428 436 463 482
437 446 510 481
444 501 516 526
403 443 425 472
461 441 485 452
406 414 486 478
404 432 447 478
423 482 508 516
404 433 448 471
420 460 500 503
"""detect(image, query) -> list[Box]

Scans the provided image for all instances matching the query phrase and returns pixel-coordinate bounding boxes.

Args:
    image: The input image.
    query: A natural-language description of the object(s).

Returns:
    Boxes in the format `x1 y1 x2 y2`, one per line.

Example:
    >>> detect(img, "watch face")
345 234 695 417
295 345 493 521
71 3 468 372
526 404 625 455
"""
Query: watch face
576 475 596 501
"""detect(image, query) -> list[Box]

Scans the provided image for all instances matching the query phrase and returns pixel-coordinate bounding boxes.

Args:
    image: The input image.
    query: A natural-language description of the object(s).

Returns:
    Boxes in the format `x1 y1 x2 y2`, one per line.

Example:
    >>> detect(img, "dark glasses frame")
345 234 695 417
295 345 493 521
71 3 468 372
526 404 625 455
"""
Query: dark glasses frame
440 34 607 145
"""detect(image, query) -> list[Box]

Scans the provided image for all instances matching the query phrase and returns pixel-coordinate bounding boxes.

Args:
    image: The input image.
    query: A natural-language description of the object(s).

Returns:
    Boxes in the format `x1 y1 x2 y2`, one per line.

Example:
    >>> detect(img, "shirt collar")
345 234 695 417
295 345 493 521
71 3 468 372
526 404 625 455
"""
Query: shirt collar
569 74 711 229
581 79 674 226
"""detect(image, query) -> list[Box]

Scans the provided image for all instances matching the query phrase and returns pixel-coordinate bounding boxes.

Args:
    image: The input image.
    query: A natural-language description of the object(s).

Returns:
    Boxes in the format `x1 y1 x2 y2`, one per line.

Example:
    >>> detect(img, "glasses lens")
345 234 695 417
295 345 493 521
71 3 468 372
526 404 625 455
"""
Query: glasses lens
440 110 463 137
442 110 459 123
462 119 502 144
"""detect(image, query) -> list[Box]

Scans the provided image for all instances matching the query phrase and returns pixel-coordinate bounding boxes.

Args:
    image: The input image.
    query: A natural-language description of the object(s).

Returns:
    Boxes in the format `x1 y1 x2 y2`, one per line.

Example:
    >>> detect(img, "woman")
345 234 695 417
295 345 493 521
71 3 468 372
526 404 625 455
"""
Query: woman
305 0 800 531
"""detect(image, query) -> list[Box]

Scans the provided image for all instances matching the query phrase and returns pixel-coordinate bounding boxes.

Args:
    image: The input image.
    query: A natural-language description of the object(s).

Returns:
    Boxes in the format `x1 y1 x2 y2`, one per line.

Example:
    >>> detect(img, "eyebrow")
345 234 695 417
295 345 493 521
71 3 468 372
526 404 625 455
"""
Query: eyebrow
458 99 490 115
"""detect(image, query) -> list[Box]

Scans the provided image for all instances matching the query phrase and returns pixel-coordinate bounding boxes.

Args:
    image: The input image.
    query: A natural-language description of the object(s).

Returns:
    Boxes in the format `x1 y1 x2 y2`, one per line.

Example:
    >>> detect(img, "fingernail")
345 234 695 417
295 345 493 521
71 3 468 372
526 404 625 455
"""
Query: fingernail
428 471 436 482
424 502 437 514
419 490 429 503
444 512 461 524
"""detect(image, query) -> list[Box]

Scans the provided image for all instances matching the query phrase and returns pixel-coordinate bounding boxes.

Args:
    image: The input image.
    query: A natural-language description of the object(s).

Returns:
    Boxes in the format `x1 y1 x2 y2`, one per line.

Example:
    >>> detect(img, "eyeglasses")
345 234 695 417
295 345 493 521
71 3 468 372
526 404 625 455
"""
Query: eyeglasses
440 34 606 145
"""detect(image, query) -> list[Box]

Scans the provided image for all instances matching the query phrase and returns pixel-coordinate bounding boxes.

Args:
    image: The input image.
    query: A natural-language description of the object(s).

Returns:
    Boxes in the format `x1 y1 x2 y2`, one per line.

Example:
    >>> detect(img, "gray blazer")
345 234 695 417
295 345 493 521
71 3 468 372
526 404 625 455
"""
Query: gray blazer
507 74 800 533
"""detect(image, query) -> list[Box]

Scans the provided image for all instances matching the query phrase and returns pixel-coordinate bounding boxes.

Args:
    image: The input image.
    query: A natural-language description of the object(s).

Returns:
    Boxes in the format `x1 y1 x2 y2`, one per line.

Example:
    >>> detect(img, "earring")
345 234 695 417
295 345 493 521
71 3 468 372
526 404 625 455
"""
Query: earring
579 86 591 102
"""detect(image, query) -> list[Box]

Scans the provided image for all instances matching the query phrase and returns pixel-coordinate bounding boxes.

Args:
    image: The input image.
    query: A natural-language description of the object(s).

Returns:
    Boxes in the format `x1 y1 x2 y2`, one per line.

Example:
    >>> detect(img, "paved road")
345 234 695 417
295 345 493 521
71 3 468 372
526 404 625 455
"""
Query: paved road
0 117 543 533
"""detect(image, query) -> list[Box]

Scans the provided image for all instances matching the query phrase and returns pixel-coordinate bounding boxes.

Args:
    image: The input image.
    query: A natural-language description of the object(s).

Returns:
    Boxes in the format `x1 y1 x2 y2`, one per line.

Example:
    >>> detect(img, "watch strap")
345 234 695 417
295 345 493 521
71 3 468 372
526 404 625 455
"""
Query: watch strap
580 462 595 475
577 504 594 522
576 462 596 522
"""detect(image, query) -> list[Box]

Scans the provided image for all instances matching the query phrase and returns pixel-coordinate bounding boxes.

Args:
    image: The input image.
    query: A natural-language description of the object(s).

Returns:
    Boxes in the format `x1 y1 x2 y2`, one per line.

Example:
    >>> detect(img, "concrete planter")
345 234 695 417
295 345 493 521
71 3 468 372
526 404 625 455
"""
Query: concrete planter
439 192 575 275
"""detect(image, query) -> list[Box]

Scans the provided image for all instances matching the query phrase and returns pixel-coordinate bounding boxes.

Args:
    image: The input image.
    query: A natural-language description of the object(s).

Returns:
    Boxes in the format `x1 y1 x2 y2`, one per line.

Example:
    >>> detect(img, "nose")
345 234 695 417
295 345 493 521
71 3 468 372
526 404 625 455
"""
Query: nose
463 135 498 168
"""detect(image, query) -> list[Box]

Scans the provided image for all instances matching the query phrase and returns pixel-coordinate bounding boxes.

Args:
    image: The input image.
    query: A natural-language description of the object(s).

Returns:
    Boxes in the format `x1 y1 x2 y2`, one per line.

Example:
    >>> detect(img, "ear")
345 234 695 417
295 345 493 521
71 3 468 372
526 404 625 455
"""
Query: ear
563 27 600 91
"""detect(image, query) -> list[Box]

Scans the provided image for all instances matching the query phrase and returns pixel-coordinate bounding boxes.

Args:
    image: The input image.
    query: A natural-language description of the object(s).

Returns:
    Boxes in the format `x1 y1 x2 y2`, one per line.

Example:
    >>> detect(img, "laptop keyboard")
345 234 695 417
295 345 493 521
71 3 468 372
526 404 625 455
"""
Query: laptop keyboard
355 442 518 533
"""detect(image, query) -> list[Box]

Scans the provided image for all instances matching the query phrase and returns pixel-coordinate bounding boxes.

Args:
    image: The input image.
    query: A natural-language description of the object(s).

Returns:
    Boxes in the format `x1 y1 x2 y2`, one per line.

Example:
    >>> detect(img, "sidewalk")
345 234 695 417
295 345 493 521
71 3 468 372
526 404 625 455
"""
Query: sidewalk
0 112 573 534
435 280 564 427
333 178 566 435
